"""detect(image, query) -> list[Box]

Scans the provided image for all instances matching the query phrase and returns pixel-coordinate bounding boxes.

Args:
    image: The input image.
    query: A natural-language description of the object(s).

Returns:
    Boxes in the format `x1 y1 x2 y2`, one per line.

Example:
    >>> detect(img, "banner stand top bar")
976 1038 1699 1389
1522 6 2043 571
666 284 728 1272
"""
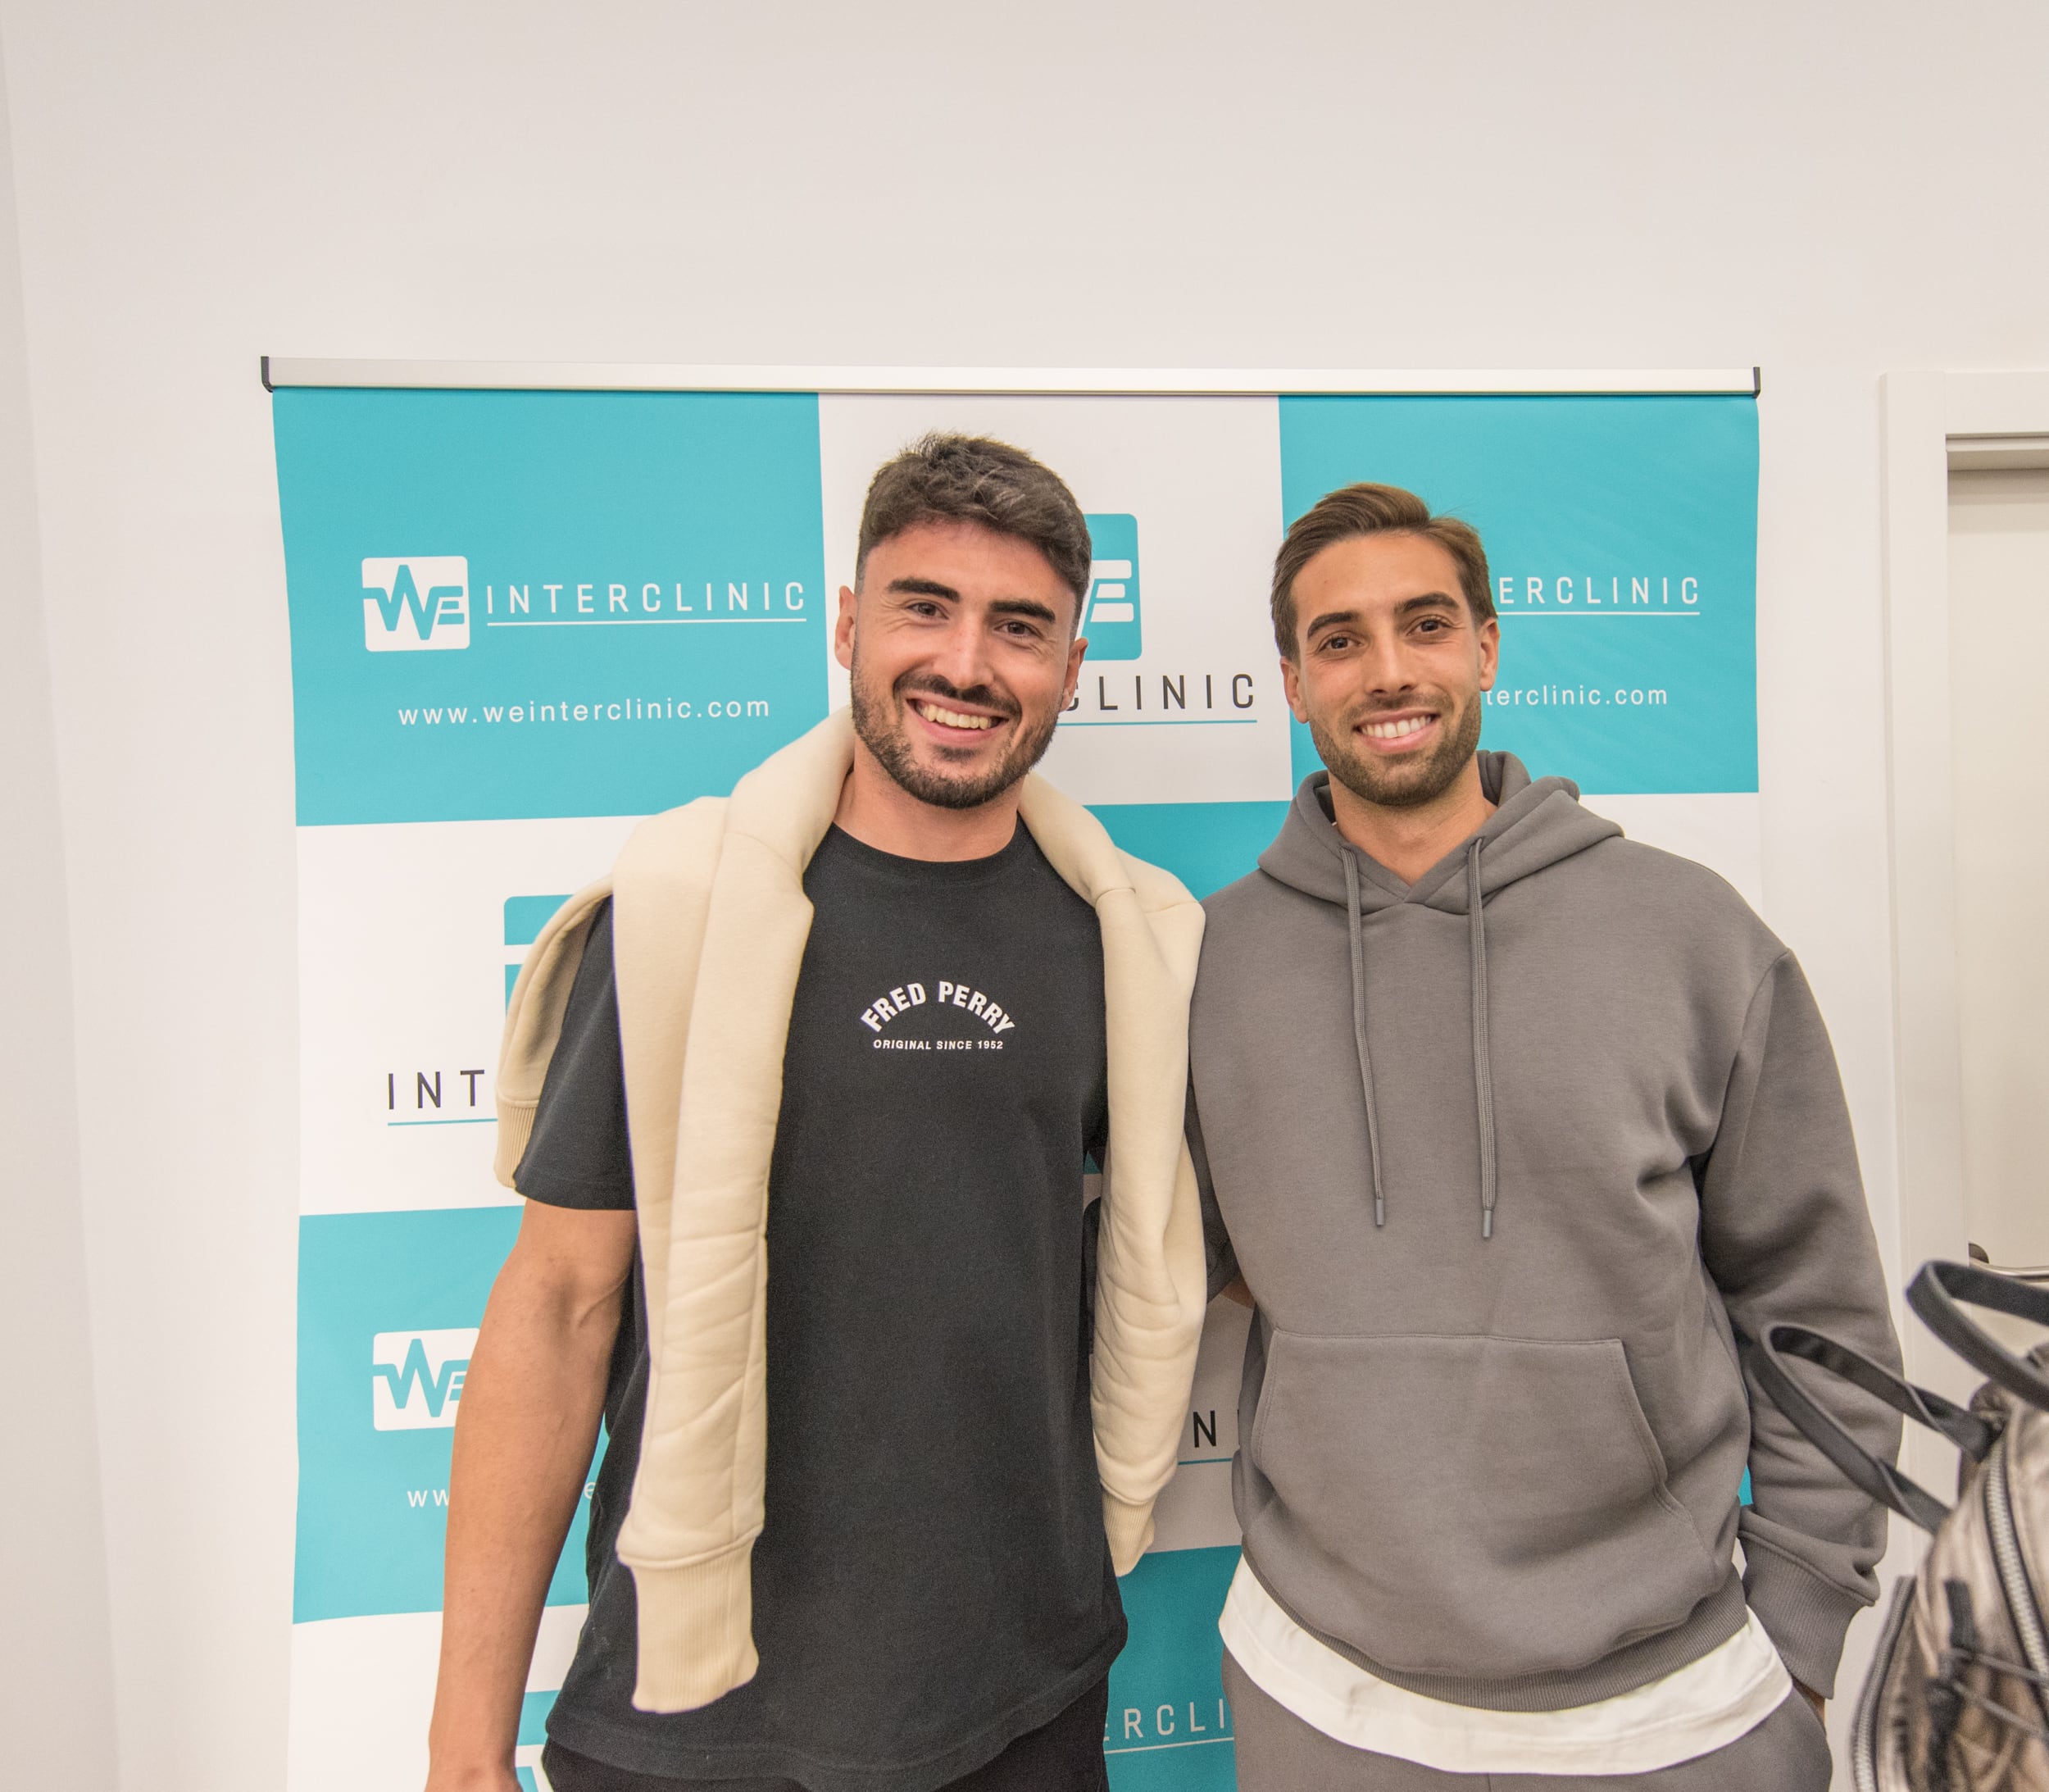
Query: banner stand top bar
260 357 1761 398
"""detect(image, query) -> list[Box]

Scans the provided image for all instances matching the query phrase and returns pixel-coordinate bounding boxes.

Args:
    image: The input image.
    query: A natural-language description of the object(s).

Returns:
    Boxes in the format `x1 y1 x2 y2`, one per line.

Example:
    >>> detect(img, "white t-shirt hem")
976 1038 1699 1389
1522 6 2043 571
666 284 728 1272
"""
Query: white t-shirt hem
1218 1557 1792 1776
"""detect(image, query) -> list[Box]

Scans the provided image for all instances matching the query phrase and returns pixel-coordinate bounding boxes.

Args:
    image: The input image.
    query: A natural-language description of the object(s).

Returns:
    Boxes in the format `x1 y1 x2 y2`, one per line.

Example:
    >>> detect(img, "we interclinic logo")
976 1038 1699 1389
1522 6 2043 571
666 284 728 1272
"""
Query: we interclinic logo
1081 514 1141 661
371 1328 478 1430
361 556 470 652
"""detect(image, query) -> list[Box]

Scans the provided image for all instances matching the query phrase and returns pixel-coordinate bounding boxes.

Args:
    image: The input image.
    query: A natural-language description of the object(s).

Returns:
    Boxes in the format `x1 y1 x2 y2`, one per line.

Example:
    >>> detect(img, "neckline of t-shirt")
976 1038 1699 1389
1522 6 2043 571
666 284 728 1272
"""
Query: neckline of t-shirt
818 821 1044 887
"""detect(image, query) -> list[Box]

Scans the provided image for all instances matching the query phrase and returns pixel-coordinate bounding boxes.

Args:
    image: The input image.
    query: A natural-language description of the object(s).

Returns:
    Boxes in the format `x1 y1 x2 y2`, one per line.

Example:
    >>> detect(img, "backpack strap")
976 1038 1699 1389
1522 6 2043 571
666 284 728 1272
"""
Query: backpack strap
1907 1261 2049 1412
1749 1323 1996 1533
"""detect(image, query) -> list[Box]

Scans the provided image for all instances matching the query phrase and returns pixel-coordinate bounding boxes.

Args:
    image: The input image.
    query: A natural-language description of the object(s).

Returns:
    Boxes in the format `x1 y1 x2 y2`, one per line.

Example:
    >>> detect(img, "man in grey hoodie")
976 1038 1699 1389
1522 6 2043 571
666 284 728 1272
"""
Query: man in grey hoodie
1191 483 1901 1789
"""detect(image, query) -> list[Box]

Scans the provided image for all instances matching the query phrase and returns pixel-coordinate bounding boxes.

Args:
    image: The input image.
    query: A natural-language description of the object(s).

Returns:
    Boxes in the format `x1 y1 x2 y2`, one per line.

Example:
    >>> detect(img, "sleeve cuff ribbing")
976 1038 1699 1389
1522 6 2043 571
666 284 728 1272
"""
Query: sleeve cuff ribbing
627 1540 760 1713
494 1099 537 1188
1104 1490 1156 1576
1742 1541 1868 1699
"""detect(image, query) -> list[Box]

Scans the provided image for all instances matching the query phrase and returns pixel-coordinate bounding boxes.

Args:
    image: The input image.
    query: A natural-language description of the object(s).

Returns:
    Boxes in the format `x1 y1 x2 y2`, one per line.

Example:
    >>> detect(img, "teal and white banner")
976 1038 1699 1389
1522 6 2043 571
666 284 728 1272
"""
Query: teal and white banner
273 376 1759 1792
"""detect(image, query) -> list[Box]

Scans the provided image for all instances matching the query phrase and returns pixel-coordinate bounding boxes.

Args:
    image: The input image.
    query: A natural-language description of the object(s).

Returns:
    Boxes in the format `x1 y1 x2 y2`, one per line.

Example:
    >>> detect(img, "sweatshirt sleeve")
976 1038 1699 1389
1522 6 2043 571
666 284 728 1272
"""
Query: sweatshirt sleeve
1699 949 1903 1698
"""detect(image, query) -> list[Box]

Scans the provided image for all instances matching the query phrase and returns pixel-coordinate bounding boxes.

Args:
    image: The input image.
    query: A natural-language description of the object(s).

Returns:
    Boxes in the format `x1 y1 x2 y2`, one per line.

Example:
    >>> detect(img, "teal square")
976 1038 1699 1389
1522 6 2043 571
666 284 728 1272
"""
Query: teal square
293 1208 594 1621
1107 1546 1241 1790
1278 395 1758 795
1082 513 1144 662
1092 802 1288 901
275 389 830 824
520 1690 557 1746
504 894 572 948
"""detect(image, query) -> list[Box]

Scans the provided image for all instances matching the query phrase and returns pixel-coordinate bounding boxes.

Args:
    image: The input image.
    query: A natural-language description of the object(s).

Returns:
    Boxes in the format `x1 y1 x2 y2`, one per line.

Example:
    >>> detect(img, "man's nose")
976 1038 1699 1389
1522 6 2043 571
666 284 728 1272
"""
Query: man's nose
1360 635 1415 694
928 616 993 690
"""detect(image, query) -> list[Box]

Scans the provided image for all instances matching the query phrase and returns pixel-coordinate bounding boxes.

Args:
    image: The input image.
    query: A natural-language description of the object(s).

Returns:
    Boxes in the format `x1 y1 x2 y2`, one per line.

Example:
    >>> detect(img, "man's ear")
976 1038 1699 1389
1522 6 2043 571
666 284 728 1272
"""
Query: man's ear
1476 616 1501 692
834 584 858 673
1061 630 1088 711
1281 652 1309 723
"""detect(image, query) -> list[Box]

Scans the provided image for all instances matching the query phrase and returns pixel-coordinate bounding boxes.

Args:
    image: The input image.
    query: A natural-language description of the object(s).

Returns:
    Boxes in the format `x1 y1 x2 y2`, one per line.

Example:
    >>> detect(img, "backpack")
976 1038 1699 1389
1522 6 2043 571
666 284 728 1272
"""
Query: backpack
1748 1262 2049 1792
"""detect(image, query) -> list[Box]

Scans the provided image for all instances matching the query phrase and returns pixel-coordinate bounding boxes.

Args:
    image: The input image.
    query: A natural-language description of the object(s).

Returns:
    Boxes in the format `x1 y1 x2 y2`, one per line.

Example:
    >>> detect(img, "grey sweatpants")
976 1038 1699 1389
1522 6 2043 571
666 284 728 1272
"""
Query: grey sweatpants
1222 1653 1833 1791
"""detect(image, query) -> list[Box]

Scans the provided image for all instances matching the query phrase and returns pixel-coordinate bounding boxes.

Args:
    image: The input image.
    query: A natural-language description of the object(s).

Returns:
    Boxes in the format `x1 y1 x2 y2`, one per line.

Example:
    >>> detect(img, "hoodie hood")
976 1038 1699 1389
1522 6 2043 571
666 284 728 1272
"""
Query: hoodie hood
1257 751 1620 1238
1258 751 1620 914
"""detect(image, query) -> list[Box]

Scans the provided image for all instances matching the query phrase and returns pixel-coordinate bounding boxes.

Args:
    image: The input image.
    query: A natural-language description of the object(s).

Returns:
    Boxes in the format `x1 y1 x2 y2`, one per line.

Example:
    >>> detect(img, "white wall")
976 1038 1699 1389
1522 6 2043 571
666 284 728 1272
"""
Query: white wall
1 3 2045 1786
0 32 116 1790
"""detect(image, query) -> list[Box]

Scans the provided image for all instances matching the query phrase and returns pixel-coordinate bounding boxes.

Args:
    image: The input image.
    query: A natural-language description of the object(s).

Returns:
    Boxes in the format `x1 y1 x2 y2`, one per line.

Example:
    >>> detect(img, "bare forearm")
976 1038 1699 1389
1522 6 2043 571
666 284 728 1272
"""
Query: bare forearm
426 1233 625 1785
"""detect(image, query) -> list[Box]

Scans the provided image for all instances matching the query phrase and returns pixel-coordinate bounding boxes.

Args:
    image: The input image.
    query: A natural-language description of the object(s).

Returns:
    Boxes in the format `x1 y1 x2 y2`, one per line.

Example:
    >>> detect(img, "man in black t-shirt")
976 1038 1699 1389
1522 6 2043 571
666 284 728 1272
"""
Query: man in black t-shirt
425 435 1181 1792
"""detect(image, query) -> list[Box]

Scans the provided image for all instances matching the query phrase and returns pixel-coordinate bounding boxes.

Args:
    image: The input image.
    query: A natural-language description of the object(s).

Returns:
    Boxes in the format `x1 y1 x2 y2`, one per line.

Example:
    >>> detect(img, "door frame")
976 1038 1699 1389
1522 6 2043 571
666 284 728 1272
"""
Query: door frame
1879 371 2049 1405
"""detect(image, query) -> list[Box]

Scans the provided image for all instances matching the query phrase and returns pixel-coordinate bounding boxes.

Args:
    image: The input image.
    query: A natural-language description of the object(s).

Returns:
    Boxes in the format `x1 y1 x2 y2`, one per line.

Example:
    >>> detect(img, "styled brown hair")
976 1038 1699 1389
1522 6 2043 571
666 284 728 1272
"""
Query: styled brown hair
856 432 1093 607
1270 482 1494 657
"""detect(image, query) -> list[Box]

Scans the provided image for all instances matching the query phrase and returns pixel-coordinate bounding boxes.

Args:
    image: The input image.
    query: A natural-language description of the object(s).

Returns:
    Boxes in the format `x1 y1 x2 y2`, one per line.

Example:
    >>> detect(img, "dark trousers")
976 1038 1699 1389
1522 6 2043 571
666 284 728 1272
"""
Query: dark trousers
541 1677 1111 1792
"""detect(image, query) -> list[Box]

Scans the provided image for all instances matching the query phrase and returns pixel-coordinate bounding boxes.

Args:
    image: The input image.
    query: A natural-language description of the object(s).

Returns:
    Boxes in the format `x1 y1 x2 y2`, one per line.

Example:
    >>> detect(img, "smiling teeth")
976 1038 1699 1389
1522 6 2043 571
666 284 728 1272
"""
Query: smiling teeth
1363 716 1431 740
915 702 995 730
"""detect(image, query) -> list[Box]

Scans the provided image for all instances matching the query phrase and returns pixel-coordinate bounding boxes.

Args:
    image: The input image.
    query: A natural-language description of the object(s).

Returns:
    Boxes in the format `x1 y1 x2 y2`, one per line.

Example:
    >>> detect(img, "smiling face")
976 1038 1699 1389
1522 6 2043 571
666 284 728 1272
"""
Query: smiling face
835 518 1088 812
1281 530 1500 810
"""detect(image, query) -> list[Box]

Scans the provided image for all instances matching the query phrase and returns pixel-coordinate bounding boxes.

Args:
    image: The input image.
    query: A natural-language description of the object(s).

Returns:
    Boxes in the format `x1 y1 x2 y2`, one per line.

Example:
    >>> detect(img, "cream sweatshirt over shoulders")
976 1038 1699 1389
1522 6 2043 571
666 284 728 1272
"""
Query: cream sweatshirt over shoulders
493 711 1210 1714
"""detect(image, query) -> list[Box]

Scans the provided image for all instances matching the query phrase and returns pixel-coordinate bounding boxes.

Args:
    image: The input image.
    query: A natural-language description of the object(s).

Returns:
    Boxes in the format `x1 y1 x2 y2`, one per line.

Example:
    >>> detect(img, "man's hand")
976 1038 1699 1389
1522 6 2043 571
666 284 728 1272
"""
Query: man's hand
423 1201 637 1791
1794 1679 1825 1721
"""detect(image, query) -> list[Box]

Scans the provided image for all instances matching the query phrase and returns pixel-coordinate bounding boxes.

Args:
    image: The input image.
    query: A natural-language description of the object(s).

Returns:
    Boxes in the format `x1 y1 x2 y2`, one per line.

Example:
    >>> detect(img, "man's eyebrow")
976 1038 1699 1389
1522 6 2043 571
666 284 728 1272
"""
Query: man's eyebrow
1305 592 1461 638
1303 606 1363 639
1395 591 1461 617
885 576 961 601
988 598 1060 625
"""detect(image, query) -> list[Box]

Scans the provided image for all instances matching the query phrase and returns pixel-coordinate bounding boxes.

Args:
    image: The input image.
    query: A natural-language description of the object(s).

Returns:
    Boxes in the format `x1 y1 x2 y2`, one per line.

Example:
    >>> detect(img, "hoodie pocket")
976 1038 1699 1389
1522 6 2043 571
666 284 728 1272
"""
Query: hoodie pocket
1245 1330 1722 1682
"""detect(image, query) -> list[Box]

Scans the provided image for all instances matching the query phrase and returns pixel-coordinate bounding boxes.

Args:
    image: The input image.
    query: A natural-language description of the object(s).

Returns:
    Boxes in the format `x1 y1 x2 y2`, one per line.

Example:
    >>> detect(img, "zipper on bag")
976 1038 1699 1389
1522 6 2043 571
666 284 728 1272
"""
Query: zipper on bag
1984 1431 2049 1726
1854 1580 1915 1792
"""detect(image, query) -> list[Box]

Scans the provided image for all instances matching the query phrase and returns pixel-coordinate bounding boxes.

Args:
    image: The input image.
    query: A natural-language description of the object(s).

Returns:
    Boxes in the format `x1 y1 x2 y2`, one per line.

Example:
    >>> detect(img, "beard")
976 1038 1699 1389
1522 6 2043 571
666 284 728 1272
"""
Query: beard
849 664 1062 812
1310 689 1483 811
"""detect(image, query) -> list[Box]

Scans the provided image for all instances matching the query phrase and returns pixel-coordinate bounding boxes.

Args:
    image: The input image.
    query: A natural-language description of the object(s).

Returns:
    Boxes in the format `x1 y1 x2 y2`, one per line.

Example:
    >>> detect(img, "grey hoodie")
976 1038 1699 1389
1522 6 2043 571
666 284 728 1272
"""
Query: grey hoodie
1191 754 1901 1711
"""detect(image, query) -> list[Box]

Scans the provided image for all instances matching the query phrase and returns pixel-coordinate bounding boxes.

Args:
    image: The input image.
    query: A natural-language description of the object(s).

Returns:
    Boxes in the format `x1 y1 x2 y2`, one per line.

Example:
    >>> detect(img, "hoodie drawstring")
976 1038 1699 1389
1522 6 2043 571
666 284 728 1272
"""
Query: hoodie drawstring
1341 851 1388 1226
1467 839 1498 1240
1343 840 1501 1240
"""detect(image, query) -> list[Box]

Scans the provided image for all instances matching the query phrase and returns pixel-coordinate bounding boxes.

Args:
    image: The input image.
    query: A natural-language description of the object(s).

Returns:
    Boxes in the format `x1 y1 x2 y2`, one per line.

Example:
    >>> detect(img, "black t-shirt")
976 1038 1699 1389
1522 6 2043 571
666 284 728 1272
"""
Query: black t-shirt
516 823 1123 1791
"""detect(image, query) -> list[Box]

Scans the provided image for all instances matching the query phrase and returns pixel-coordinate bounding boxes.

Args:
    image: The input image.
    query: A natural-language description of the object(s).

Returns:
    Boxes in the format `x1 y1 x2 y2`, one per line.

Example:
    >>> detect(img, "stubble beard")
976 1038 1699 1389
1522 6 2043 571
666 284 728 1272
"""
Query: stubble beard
849 663 1062 812
1311 691 1483 812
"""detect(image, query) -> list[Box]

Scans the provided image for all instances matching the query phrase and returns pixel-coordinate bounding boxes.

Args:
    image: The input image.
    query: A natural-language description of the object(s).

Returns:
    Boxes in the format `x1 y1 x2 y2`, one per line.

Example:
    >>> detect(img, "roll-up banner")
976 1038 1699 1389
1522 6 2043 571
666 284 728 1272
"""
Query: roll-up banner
268 366 1761 1792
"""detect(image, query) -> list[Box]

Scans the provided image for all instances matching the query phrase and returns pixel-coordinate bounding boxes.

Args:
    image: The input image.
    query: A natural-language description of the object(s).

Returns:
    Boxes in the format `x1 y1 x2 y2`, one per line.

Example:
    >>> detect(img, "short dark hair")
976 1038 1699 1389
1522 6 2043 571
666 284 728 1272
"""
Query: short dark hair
856 433 1093 607
1270 482 1495 657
